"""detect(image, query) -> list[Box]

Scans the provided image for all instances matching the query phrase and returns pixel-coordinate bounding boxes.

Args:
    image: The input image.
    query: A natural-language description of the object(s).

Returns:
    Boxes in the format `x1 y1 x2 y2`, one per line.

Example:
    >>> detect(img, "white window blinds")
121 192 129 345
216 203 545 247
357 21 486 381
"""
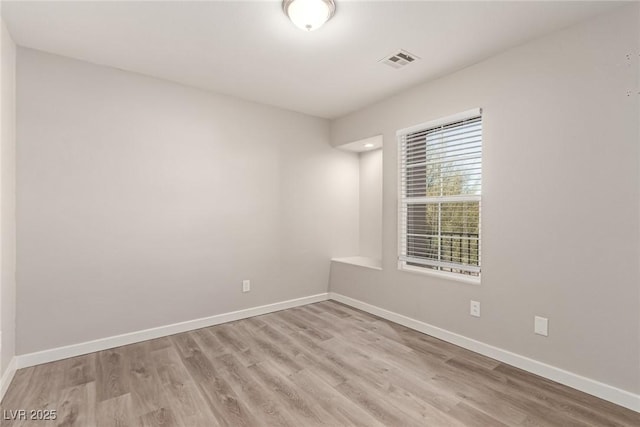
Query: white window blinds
398 110 482 277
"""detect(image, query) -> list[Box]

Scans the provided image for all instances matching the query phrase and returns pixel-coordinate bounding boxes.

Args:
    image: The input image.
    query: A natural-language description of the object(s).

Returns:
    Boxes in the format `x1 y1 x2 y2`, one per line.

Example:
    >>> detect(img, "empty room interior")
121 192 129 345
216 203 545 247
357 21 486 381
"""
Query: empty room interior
0 0 639 425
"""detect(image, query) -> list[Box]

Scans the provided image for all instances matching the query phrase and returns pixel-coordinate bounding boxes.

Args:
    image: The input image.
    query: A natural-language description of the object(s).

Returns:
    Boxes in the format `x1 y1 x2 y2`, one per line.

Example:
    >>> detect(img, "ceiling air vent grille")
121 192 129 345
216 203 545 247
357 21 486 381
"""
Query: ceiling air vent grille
380 49 419 69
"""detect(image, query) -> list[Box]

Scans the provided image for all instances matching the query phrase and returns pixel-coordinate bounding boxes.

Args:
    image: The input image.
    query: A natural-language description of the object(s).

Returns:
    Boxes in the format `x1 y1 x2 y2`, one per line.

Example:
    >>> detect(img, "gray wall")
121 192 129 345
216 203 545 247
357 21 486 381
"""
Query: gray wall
16 49 359 354
330 5 640 394
0 18 16 377
358 148 382 259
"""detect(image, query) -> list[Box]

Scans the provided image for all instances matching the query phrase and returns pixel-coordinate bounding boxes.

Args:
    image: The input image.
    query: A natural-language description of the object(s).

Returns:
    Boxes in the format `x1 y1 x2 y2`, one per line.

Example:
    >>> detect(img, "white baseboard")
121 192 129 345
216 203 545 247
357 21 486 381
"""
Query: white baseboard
328 292 640 413
16 293 329 370
10 291 639 413
0 356 17 402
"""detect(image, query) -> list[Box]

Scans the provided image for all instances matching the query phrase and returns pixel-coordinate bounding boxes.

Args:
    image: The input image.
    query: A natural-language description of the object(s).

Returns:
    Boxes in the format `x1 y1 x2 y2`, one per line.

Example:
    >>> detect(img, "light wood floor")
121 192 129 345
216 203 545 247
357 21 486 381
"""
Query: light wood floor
1 301 638 426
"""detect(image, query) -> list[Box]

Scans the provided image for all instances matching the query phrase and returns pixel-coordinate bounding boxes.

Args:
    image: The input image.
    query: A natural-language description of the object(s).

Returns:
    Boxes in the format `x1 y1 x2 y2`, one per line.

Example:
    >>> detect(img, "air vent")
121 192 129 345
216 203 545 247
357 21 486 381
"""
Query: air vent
380 49 419 69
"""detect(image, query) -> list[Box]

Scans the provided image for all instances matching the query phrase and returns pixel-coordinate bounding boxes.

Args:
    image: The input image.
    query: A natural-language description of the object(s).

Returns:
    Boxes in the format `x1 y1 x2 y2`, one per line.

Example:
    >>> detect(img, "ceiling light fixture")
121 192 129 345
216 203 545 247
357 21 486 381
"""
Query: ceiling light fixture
283 0 336 32
363 143 375 148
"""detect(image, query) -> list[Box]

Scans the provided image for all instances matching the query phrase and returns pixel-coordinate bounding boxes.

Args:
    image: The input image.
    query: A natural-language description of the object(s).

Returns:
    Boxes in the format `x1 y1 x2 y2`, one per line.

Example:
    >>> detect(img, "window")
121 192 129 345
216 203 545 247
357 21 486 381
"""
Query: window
398 109 482 280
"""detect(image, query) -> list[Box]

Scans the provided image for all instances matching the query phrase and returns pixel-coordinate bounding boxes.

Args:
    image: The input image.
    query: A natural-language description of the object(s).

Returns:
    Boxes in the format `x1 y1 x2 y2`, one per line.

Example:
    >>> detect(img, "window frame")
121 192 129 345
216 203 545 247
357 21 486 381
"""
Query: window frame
396 108 482 285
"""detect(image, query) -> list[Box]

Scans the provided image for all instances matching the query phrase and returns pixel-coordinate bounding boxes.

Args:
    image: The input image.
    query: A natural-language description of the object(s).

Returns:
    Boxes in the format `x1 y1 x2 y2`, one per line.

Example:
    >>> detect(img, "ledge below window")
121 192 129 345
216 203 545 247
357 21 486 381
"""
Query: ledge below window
331 256 382 271
399 263 481 285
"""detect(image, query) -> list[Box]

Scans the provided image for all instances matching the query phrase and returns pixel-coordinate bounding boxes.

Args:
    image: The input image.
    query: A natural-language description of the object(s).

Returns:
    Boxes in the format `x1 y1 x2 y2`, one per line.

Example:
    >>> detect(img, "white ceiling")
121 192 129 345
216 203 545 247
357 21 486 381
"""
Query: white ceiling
1 0 622 119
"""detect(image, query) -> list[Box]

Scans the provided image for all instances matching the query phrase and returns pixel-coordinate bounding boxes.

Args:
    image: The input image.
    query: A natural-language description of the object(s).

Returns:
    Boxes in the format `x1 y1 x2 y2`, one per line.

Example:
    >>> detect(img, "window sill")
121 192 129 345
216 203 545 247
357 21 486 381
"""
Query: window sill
399 263 480 285
331 256 382 271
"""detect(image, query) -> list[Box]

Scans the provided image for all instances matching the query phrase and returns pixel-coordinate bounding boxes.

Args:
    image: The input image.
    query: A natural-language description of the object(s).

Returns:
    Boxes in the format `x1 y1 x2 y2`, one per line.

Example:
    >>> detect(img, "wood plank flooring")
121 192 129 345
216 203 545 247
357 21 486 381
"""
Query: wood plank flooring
1 301 638 426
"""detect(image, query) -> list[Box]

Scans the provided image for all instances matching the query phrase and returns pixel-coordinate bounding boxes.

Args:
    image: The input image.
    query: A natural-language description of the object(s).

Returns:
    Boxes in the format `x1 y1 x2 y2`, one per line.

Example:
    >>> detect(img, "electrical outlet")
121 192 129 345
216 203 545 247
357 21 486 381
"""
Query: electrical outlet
242 280 250 293
470 300 480 317
534 316 548 336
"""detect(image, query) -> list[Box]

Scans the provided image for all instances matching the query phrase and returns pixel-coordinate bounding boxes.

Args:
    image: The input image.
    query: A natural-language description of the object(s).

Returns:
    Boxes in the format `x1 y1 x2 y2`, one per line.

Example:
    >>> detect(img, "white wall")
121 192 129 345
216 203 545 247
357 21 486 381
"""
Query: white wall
0 18 16 380
330 4 640 394
16 49 359 354
358 149 382 259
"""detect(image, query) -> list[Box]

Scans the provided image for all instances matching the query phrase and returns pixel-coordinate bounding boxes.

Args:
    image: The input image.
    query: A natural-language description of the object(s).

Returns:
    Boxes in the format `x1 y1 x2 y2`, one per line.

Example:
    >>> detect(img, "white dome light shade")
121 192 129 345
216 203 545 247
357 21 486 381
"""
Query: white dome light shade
283 0 336 32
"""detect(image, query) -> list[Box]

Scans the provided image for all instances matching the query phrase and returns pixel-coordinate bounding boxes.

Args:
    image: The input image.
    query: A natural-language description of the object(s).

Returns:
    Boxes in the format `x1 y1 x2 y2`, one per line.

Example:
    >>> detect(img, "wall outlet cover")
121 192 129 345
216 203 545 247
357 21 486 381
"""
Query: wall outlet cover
470 300 480 317
534 316 548 336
